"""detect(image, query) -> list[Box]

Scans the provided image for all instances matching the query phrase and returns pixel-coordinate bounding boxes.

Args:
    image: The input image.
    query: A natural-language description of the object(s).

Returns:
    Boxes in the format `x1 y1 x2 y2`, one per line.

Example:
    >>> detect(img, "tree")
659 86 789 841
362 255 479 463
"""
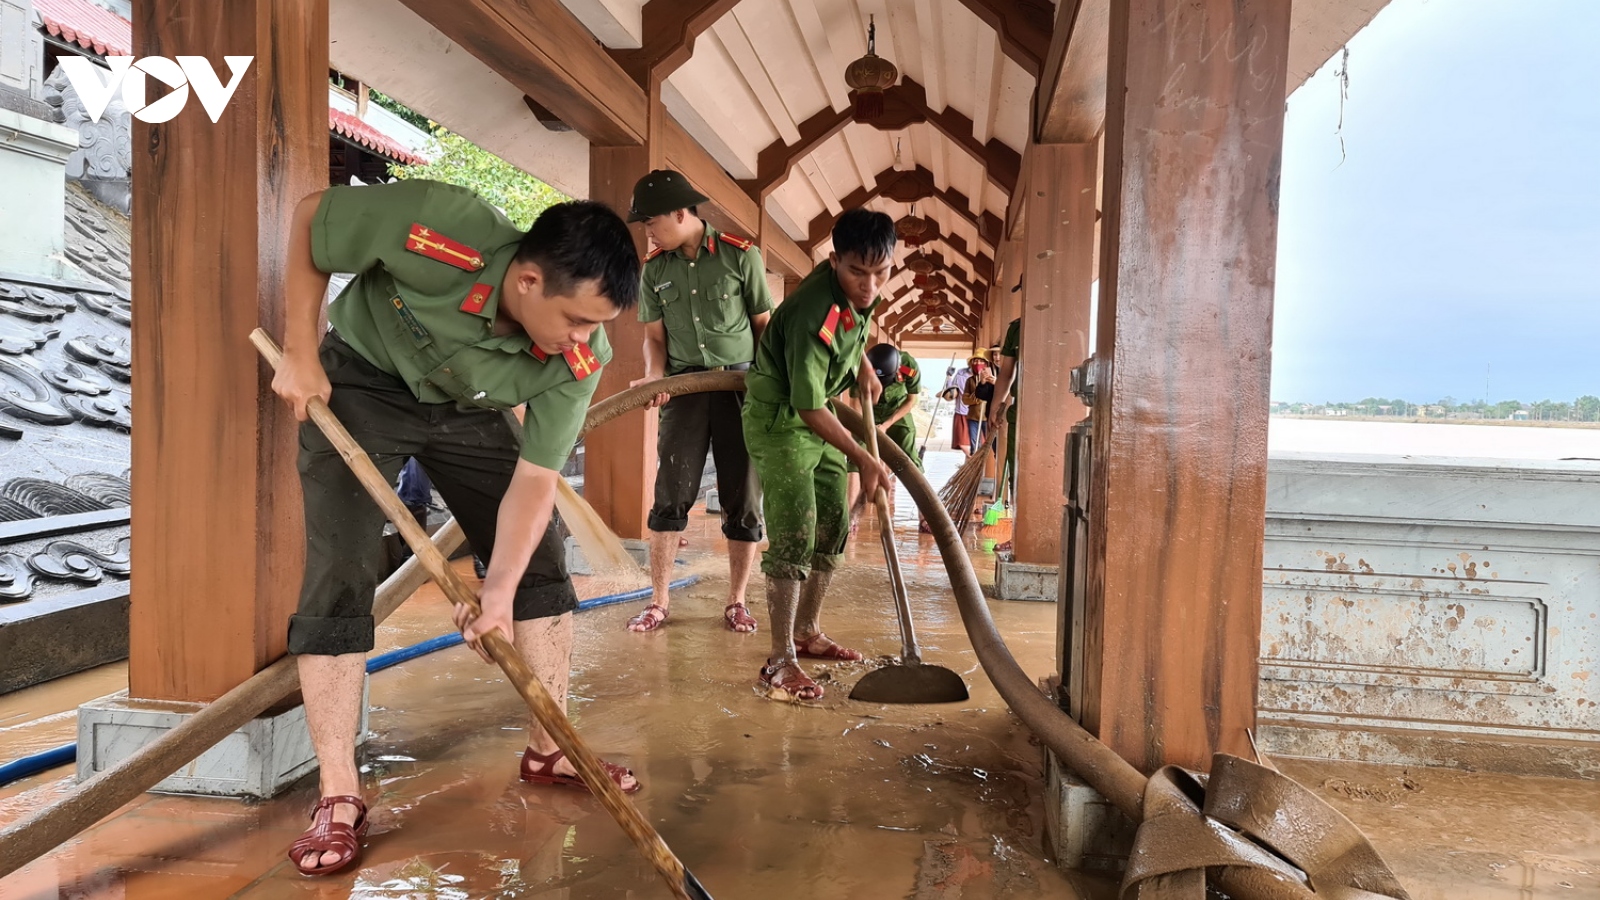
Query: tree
390 129 569 229
1575 395 1600 422
368 91 569 229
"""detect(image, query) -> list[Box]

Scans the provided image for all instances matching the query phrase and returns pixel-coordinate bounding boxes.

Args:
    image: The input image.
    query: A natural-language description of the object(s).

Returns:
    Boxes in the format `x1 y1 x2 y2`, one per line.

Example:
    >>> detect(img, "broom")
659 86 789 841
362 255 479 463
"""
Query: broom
938 434 996 537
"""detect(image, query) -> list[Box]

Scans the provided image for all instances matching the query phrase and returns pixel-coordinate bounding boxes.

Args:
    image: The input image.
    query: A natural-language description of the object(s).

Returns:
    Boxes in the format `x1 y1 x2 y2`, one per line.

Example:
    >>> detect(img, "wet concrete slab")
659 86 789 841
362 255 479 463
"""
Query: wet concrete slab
0 452 1595 898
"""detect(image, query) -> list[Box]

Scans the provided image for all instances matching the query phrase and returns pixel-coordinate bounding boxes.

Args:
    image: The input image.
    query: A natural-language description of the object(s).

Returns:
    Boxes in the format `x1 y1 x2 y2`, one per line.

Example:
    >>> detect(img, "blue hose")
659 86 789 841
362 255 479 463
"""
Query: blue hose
0 574 699 787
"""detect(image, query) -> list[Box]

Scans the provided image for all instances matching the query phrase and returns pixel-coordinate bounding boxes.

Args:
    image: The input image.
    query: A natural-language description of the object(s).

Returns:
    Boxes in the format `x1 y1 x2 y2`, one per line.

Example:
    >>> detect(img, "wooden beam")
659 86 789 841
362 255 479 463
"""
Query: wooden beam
743 79 1021 200
1036 0 1109 143
784 0 850 111
398 0 646 146
130 0 324 701
952 0 1055 77
1077 0 1291 774
760 210 812 280
606 0 742 86
661 117 760 235
799 165 1003 262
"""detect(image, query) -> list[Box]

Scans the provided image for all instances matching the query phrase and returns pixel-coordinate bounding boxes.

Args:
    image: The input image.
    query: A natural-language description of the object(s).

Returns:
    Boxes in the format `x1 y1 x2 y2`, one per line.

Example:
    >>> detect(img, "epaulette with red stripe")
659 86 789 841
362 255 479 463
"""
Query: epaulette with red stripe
644 246 665 262
717 233 754 252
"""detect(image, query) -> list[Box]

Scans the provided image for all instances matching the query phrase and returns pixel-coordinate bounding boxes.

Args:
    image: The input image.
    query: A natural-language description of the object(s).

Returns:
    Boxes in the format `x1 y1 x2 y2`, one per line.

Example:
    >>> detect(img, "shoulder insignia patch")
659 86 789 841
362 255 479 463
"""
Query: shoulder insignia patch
718 233 754 252
563 342 601 380
818 305 842 347
406 223 484 271
898 365 913 379
459 283 494 315
645 246 665 262
528 342 601 381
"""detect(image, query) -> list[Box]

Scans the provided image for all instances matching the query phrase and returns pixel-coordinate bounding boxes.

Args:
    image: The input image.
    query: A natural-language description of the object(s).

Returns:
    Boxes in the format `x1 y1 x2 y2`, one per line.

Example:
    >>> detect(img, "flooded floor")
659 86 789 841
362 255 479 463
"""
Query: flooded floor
0 451 1596 899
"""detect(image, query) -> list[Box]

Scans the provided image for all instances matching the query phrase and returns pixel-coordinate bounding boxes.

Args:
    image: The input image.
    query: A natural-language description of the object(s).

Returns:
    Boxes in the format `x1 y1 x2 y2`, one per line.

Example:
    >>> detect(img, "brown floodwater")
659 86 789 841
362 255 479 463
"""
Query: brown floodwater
0 456 1595 899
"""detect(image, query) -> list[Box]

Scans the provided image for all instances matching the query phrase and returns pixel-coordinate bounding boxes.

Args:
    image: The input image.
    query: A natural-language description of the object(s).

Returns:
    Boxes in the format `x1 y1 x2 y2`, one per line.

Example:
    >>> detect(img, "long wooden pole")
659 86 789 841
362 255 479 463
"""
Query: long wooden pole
0 521 464 880
248 330 708 900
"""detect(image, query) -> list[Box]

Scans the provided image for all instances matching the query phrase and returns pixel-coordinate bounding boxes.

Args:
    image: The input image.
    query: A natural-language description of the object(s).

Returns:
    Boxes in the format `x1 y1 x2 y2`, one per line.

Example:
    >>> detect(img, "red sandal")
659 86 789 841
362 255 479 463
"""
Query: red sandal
521 747 640 794
794 632 864 661
288 794 368 876
723 603 759 633
626 603 669 632
759 661 824 700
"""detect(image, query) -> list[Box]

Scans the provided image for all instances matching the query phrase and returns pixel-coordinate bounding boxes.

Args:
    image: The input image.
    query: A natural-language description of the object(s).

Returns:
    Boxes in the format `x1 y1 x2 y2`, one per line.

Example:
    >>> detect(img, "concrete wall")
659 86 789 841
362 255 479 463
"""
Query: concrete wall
1259 452 1600 779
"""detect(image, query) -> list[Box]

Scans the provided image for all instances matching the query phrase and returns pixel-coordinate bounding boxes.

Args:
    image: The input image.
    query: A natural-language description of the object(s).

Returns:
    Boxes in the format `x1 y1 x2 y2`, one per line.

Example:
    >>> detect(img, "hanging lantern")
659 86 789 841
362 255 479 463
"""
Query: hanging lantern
905 255 935 276
844 16 898 123
895 215 929 246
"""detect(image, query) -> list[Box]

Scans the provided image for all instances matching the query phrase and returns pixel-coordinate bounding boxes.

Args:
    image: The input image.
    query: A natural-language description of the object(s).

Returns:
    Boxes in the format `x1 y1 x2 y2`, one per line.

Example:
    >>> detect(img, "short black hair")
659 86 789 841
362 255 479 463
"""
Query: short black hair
831 208 896 265
515 200 640 311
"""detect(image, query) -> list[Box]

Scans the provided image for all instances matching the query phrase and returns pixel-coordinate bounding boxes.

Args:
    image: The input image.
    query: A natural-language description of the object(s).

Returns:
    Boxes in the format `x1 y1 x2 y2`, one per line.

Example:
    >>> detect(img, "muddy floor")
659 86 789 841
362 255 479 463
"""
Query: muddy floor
0 453 1596 899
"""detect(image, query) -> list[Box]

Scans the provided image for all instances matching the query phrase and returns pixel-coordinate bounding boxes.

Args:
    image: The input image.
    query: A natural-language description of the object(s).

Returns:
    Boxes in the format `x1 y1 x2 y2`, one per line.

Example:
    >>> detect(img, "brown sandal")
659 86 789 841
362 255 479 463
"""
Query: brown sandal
794 632 864 661
759 661 824 700
626 603 669 632
521 747 640 794
723 603 759 633
288 794 368 876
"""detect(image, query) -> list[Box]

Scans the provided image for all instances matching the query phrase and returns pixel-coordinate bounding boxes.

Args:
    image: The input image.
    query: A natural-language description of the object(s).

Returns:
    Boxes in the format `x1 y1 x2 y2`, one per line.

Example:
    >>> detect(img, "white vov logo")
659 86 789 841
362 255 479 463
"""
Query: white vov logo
57 56 253 124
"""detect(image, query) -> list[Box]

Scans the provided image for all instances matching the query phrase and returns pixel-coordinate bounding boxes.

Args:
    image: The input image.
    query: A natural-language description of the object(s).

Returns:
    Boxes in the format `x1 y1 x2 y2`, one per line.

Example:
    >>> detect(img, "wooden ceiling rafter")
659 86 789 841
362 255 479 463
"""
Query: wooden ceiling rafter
606 0 743 87
799 165 1003 261
1036 0 1110 143
951 0 1056 78
740 79 1021 201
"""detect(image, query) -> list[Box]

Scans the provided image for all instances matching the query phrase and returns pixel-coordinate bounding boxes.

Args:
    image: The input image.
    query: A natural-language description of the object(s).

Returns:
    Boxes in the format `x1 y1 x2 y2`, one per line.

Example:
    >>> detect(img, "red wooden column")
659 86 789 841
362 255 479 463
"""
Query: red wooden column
1080 0 1290 772
583 142 657 538
129 0 327 701
1012 143 1096 565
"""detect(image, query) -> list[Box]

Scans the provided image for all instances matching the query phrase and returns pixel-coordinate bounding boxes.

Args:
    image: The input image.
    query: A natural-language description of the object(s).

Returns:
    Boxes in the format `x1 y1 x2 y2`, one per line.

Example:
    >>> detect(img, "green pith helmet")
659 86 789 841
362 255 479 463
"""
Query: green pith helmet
627 169 710 223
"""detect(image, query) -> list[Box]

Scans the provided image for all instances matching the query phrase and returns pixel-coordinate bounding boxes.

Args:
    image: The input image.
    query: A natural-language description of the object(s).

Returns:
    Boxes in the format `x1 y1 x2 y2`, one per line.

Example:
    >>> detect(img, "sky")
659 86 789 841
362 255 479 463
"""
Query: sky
1271 0 1600 404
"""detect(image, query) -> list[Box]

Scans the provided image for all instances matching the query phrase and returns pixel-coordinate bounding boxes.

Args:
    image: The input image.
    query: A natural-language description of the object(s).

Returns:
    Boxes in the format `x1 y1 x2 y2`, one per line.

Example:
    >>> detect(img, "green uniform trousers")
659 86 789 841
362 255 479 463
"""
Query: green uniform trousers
742 397 849 581
289 333 576 656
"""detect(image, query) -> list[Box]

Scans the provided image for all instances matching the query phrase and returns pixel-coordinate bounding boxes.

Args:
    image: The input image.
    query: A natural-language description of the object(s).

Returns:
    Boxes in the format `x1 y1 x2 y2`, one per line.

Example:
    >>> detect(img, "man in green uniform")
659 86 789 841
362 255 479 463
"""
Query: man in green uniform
270 179 641 876
988 316 1022 552
846 342 925 528
622 170 773 635
742 209 897 701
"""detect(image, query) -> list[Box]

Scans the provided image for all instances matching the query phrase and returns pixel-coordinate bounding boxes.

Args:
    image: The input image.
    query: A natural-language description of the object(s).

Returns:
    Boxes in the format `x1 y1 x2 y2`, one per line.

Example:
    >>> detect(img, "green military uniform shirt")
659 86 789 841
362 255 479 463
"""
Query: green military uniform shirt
745 260 877 416
873 352 922 421
638 223 774 373
311 179 611 471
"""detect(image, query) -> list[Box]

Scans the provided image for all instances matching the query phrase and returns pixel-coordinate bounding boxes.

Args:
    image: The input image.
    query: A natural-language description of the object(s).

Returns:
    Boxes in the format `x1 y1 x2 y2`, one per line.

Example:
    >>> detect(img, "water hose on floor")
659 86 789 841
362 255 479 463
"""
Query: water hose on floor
0 575 700 790
583 373 1412 900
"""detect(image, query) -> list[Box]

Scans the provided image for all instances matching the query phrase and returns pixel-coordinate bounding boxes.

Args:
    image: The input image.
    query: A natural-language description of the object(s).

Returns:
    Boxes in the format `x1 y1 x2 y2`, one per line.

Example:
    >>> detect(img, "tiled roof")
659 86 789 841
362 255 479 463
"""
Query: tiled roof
33 0 130 58
329 108 428 166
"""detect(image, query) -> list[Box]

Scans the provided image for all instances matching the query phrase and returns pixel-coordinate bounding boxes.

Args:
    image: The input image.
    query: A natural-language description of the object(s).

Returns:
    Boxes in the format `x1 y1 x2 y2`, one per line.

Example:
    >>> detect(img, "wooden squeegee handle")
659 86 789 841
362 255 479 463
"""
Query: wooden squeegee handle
858 389 922 665
249 329 708 900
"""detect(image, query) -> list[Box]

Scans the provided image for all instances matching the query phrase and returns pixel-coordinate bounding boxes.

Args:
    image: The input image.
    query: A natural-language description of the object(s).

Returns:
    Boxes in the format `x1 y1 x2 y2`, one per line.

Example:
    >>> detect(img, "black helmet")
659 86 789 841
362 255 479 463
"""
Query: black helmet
627 169 710 223
866 343 901 387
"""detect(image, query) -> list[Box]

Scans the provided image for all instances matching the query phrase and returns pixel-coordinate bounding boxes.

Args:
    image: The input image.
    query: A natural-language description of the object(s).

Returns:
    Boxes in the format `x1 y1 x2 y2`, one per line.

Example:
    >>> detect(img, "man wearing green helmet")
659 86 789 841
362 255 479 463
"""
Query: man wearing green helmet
624 170 775 635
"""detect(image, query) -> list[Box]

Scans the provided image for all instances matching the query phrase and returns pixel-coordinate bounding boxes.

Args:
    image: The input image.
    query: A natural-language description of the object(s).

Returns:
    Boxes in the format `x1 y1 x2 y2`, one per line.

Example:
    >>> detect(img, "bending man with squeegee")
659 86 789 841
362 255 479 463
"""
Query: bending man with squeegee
742 209 898 701
270 179 641 876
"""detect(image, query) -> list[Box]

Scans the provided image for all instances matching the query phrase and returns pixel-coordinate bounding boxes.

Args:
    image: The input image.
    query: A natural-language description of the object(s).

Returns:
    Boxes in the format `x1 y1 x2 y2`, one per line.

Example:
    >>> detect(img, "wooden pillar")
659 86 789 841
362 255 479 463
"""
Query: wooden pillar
1013 144 1096 565
1080 0 1290 772
584 143 656 538
129 0 326 701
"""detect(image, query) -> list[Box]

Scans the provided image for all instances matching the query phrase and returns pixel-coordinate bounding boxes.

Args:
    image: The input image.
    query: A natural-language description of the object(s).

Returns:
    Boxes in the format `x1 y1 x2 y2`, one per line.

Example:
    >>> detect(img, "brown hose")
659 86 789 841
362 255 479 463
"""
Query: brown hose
581 372 1149 819
585 375 1412 900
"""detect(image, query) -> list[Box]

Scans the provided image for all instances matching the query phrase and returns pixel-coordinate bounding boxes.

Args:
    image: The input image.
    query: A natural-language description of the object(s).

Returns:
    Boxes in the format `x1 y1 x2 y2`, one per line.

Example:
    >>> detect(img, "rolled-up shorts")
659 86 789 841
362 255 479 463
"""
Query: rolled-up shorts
288 333 576 656
648 385 763 542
